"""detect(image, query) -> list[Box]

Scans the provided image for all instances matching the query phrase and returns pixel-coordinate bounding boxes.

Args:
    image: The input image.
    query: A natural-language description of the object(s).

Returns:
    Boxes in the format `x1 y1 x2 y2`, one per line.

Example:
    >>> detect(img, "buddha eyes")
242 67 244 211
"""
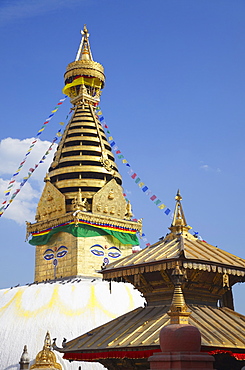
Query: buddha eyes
43 246 68 260
90 245 121 259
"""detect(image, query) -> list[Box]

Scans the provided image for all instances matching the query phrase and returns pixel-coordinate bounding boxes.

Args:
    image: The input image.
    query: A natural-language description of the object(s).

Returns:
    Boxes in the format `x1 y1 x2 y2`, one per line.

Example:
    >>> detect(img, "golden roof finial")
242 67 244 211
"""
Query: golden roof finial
75 24 93 61
30 331 62 369
168 190 192 236
168 262 191 325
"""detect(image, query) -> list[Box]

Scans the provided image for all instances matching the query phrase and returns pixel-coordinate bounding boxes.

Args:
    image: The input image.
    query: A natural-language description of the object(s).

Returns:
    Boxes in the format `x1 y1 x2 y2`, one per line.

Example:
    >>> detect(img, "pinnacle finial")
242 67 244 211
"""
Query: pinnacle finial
75 24 93 61
175 189 182 201
168 190 192 236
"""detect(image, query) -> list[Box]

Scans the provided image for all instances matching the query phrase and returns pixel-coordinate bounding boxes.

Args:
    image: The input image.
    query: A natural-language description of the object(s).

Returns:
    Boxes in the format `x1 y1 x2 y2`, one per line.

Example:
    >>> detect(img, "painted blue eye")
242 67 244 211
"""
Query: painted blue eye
108 247 121 259
108 251 121 258
91 249 104 256
44 253 54 261
57 250 68 258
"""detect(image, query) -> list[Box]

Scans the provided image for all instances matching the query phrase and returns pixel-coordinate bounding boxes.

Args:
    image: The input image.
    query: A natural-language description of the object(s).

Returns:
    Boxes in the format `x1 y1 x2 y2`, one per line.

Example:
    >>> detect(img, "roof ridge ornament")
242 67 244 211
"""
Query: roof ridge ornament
75 24 93 61
168 190 192 237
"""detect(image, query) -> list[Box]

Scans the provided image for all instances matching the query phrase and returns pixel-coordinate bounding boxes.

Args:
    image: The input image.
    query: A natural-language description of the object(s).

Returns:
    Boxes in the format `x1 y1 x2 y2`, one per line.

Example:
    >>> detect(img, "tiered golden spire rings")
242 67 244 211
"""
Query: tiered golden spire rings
168 262 191 325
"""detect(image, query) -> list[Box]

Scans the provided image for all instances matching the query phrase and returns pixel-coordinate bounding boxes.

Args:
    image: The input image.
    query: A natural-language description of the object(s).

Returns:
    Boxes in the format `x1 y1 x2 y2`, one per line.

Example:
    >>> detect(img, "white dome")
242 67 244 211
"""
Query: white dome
0 277 145 369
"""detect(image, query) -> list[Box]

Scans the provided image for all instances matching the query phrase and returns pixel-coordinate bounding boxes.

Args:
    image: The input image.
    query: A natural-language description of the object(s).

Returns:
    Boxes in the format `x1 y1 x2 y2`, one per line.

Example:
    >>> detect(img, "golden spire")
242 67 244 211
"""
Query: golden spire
168 190 192 236
30 331 62 370
75 25 93 61
168 262 191 325
63 26 105 104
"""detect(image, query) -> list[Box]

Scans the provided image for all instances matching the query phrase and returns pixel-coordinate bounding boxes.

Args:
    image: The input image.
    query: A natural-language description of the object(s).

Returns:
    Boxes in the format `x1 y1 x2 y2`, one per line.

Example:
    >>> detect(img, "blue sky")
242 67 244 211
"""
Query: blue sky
1 0 245 312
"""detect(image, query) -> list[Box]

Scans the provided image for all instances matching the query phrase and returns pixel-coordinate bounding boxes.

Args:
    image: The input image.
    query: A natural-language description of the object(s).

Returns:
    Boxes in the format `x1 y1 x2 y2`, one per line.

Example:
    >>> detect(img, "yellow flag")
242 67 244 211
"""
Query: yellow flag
158 204 166 210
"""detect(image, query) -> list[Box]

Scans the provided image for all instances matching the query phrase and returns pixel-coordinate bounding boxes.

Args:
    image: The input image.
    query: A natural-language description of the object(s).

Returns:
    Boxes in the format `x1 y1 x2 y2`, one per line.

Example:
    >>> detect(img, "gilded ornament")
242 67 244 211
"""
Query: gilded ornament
30 332 62 370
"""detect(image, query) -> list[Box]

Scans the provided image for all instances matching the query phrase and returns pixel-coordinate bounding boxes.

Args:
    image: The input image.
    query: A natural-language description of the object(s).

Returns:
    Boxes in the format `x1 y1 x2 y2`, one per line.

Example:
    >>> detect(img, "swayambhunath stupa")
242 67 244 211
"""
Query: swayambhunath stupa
1 24 245 370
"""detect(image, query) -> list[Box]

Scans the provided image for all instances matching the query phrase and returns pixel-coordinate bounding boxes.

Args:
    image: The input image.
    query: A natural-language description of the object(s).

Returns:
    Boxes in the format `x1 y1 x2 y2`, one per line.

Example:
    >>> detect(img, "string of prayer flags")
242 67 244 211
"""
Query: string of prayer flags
95 106 171 217
0 96 67 211
0 128 64 218
0 102 72 218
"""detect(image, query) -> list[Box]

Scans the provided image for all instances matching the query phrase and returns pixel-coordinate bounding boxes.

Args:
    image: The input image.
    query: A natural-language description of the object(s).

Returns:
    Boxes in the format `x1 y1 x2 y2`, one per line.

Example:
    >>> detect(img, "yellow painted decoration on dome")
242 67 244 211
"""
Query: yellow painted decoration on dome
0 282 140 319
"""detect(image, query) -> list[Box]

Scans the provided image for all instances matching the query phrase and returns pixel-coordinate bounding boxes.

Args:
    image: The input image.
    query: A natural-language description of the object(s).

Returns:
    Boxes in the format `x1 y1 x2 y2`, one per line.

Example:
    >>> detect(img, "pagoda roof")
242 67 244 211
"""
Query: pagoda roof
101 191 245 280
60 304 245 361
102 235 245 279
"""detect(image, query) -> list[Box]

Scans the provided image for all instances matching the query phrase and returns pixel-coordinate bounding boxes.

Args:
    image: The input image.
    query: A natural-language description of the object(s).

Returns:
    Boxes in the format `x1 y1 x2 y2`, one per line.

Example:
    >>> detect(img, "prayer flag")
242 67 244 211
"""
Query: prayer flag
118 155 124 159
99 116 104 122
110 141 115 147
108 136 113 141
51 109 58 113
57 132 62 137
164 208 171 215
59 122 65 125
146 243 151 247
138 182 144 188
97 110 102 115
116 150 121 154
131 173 137 179
48 114 54 118
150 195 157 201
158 204 166 210
142 186 148 192
5 191 10 196
154 199 161 206
135 177 140 184
122 159 128 164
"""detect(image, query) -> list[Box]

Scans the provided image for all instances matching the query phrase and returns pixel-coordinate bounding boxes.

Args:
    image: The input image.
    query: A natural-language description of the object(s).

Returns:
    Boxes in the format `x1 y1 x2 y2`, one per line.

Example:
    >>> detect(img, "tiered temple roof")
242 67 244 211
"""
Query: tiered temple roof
58 191 245 370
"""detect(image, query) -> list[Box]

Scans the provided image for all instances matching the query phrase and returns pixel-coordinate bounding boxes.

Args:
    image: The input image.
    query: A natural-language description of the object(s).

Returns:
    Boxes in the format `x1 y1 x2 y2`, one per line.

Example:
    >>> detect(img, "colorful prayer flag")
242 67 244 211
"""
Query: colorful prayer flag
158 204 166 210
